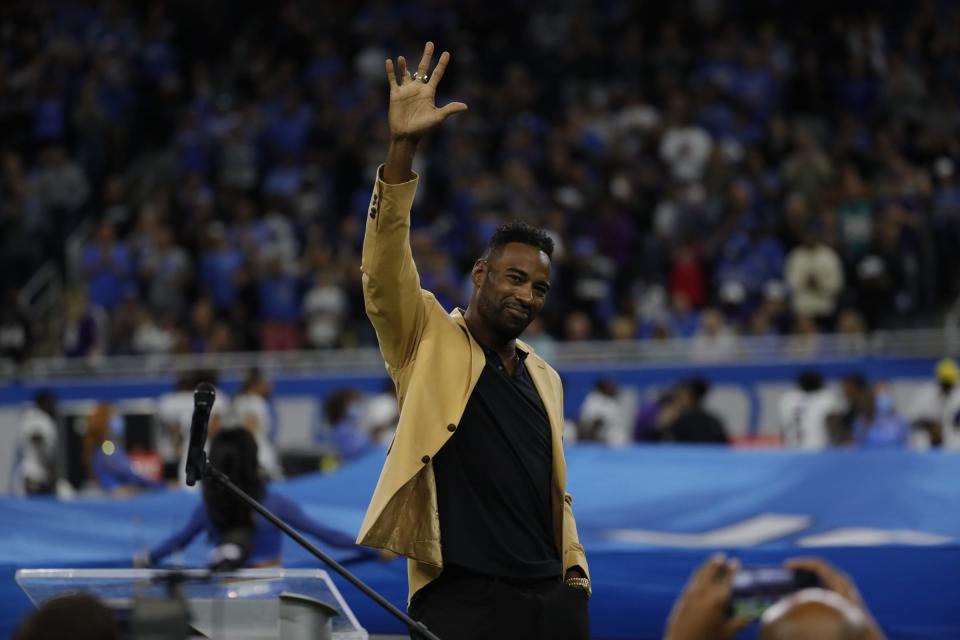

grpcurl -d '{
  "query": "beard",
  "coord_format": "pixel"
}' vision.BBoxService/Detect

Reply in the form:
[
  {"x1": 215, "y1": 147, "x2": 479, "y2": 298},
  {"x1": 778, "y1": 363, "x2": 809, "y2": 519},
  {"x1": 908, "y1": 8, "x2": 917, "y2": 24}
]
[{"x1": 477, "y1": 294, "x2": 534, "y2": 340}]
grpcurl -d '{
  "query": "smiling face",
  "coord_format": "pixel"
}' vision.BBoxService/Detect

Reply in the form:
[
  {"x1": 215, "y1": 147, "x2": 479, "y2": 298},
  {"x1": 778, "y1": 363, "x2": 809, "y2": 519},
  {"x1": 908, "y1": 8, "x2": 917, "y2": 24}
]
[{"x1": 471, "y1": 241, "x2": 551, "y2": 341}]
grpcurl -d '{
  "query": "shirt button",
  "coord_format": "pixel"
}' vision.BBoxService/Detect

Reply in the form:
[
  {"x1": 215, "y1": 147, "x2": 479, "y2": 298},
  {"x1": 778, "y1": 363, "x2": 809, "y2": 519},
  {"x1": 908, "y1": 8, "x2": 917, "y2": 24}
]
[
  {"x1": 447, "y1": 424, "x2": 457, "y2": 432},
  {"x1": 421, "y1": 455, "x2": 430, "y2": 464}
]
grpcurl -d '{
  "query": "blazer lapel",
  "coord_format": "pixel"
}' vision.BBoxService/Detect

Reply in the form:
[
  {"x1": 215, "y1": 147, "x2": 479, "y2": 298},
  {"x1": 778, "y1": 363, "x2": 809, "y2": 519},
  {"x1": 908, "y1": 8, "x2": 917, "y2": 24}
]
[
  {"x1": 451, "y1": 309, "x2": 488, "y2": 386},
  {"x1": 522, "y1": 350, "x2": 564, "y2": 446},
  {"x1": 522, "y1": 346, "x2": 568, "y2": 550}
]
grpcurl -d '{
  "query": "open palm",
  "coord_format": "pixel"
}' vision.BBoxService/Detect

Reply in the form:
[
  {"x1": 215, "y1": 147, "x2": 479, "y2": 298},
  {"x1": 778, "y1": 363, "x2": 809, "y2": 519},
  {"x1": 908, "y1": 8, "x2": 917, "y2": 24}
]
[{"x1": 386, "y1": 42, "x2": 467, "y2": 141}]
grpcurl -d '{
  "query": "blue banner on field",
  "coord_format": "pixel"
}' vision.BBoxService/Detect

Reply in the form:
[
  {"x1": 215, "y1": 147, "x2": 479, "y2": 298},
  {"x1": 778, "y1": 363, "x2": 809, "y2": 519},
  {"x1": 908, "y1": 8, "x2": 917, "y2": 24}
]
[{"x1": 1, "y1": 446, "x2": 959, "y2": 638}]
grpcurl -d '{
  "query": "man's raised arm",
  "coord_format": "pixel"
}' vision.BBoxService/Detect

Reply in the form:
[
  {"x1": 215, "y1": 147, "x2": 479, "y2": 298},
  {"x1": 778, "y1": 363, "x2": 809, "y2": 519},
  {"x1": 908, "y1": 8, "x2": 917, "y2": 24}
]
[{"x1": 361, "y1": 42, "x2": 467, "y2": 369}]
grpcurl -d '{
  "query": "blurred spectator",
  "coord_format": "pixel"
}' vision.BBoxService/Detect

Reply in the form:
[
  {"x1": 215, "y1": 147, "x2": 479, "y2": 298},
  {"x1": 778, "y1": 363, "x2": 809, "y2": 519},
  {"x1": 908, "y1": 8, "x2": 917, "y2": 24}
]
[
  {"x1": 632, "y1": 390, "x2": 673, "y2": 442},
  {"x1": 689, "y1": 308, "x2": 739, "y2": 361},
  {"x1": 564, "y1": 310, "x2": 594, "y2": 341},
  {"x1": 106, "y1": 298, "x2": 143, "y2": 355},
  {"x1": 607, "y1": 313, "x2": 637, "y2": 342},
  {"x1": 319, "y1": 388, "x2": 372, "y2": 462},
  {"x1": 139, "y1": 224, "x2": 191, "y2": 320},
  {"x1": 668, "y1": 245, "x2": 705, "y2": 308},
  {"x1": 852, "y1": 208, "x2": 915, "y2": 330},
  {"x1": 13, "y1": 391, "x2": 59, "y2": 495},
  {"x1": 83, "y1": 403, "x2": 163, "y2": 496},
  {"x1": 81, "y1": 222, "x2": 134, "y2": 312},
  {"x1": 360, "y1": 380, "x2": 399, "y2": 445},
  {"x1": 852, "y1": 386, "x2": 910, "y2": 449},
  {"x1": 827, "y1": 373, "x2": 869, "y2": 445},
  {"x1": 654, "y1": 378, "x2": 729, "y2": 444},
  {"x1": 659, "y1": 93, "x2": 713, "y2": 183},
  {"x1": 28, "y1": 145, "x2": 90, "y2": 231},
  {"x1": 834, "y1": 309, "x2": 868, "y2": 355},
  {"x1": 199, "y1": 223, "x2": 245, "y2": 313},
  {"x1": 61, "y1": 287, "x2": 106, "y2": 359},
  {"x1": 303, "y1": 270, "x2": 348, "y2": 349},
  {"x1": 577, "y1": 378, "x2": 631, "y2": 445},
  {"x1": 219, "y1": 118, "x2": 260, "y2": 191},
  {"x1": 232, "y1": 368, "x2": 283, "y2": 480},
  {"x1": 521, "y1": 316, "x2": 556, "y2": 362},
  {"x1": 785, "y1": 227, "x2": 844, "y2": 326},
  {"x1": 667, "y1": 292, "x2": 701, "y2": 339},
  {"x1": 782, "y1": 130, "x2": 833, "y2": 200},
  {"x1": 905, "y1": 358, "x2": 960, "y2": 448},
  {"x1": 132, "y1": 309, "x2": 177, "y2": 355},
  {"x1": 835, "y1": 163, "x2": 874, "y2": 259},
  {"x1": 14, "y1": 593, "x2": 120, "y2": 640},
  {"x1": 156, "y1": 373, "x2": 194, "y2": 481},
  {"x1": 714, "y1": 221, "x2": 785, "y2": 313},
  {"x1": 940, "y1": 391, "x2": 960, "y2": 451},
  {"x1": 258, "y1": 257, "x2": 302, "y2": 351},
  {"x1": 785, "y1": 315, "x2": 823, "y2": 359},
  {"x1": 777, "y1": 371, "x2": 836, "y2": 449},
  {"x1": 0, "y1": 287, "x2": 30, "y2": 363}
]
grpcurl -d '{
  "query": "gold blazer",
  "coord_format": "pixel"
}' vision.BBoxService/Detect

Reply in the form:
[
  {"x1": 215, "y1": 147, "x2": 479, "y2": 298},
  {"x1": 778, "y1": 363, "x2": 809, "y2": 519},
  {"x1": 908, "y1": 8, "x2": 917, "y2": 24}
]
[{"x1": 356, "y1": 169, "x2": 589, "y2": 603}]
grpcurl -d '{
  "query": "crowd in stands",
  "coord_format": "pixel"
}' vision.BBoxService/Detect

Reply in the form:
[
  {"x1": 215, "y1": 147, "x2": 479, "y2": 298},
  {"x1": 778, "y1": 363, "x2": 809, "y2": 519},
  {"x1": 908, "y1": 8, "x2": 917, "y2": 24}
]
[{"x1": 2, "y1": 1, "x2": 960, "y2": 364}]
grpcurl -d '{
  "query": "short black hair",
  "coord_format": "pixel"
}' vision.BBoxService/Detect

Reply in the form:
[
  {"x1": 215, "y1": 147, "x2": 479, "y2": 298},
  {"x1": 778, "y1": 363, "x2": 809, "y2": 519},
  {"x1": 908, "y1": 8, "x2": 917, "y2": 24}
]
[
  {"x1": 843, "y1": 372, "x2": 867, "y2": 390},
  {"x1": 683, "y1": 377, "x2": 710, "y2": 403},
  {"x1": 204, "y1": 429, "x2": 264, "y2": 537},
  {"x1": 481, "y1": 221, "x2": 554, "y2": 261},
  {"x1": 33, "y1": 390, "x2": 55, "y2": 406},
  {"x1": 797, "y1": 370, "x2": 824, "y2": 392}
]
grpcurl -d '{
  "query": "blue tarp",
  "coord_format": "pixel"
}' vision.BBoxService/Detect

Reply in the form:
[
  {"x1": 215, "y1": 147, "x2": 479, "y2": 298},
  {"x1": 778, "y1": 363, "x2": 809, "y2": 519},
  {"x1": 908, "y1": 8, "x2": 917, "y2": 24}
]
[{"x1": 2, "y1": 446, "x2": 959, "y2": 639}]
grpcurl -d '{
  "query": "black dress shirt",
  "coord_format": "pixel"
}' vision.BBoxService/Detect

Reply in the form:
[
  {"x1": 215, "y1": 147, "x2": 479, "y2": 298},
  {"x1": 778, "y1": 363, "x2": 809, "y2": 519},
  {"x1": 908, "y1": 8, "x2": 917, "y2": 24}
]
[{"x1": 432, "y1": 344, "x2": 562, "y2": 579}]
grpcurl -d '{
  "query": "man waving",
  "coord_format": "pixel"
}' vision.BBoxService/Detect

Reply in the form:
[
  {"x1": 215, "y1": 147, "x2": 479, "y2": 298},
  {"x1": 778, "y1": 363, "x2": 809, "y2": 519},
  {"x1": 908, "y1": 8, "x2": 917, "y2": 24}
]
[{"x1": 356, "y1": 42, "x2": 590, "y2": 640}]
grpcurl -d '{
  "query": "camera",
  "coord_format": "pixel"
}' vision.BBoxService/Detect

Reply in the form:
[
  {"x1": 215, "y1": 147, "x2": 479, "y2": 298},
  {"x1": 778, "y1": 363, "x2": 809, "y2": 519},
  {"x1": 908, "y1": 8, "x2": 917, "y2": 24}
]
[{"x1": 729, "y1": 567, "x2": 820, "y2": 620}]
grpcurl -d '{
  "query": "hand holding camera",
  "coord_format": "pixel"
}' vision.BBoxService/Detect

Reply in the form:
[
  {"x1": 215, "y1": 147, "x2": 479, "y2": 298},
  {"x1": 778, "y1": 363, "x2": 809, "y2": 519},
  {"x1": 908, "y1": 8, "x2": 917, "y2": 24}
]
[{"x1": 664, "y1": 555, "x2": 885, "y2": 640}]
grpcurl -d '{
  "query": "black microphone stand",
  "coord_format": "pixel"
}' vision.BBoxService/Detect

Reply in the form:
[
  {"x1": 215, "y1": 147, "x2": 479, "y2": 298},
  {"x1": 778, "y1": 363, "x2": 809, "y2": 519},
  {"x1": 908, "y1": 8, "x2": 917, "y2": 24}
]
[{"x1": 200, "y1": 458, "x2": 442, "y2": 640}]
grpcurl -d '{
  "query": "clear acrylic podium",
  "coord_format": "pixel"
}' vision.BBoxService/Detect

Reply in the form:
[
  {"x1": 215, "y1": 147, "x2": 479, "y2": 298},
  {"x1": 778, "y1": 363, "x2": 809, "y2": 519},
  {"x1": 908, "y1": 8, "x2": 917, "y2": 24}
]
[{"x1": 15, "y1": 568, "x2": 369, "y2": 640}]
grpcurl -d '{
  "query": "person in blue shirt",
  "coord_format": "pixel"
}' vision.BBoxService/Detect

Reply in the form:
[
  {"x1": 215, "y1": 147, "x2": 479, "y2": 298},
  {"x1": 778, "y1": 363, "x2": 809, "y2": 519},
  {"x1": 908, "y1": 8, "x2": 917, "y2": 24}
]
[
  {"x1": 853, "y1": 387, "x2": 910, "y2": 449},
  {"x1": 81, "y1": 222, "x2": 134, "y2": 312},
  {"x1": 84, "y1": 403, "x2": 164, "y2": 496},
  {"x1": 140, "y1": 429, "x2": 378, "y2": 567},
  {"x1": 315, "y1": 389, "x2": 373, "y2": 463},
  {"x1": 199, "y1": 225, "x2": 245, "y2": 312}
]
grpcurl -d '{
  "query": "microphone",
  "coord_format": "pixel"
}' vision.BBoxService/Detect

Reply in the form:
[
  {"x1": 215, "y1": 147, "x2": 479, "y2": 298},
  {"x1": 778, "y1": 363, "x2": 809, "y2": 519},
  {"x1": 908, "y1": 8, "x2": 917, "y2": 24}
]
[{"x1": 185, "y1": 382, "x2": 216, "y2": 486}]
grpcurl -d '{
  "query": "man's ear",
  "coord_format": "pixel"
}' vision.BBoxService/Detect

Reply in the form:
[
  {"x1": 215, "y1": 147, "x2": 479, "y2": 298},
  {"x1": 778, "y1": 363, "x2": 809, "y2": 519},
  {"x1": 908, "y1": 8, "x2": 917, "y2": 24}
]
[{"x1": 472, "y1": 259, "x2": 488, "y2": 288}]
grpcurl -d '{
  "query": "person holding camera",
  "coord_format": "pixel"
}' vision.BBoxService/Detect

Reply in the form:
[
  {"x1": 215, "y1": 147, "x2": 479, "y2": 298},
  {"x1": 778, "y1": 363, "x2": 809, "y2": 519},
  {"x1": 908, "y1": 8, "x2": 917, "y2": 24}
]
[{"x1": 664, "y1": 554, "x2": 885, "y2": 640}]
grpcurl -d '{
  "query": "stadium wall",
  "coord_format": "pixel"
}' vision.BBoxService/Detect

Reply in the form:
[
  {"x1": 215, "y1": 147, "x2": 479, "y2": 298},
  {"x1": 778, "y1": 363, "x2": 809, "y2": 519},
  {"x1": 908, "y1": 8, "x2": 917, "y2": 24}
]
[{"x1": 0, "y1": 354, "x2": 942, "y2": 492}]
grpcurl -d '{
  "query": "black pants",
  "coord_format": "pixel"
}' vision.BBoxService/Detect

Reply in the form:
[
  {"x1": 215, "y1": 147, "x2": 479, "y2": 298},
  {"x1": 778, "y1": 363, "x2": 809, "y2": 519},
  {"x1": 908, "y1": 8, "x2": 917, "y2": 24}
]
[{"x1": 408, "y1": 570, "x2": 590, "y2": 640}]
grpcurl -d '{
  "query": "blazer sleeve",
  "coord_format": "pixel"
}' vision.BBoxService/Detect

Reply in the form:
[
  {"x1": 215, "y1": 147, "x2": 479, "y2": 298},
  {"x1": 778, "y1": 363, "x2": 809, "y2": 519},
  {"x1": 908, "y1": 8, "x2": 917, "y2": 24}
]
[
  {"x1": 360, "y1": 167, "x2": 427, "y2": 370},
  {"x1": 558, "y1": 382, "x2": 590, "y2": 582},
  {"x1": 563, "y1": 493, "x2": 590, "y2": 581}
]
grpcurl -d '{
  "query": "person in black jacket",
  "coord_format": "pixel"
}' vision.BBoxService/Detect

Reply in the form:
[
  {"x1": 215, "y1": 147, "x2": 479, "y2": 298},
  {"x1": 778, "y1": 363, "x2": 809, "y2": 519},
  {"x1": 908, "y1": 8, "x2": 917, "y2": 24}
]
[{"x1": 657, "y1": 378, "x2": 730, "y2": 444}]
